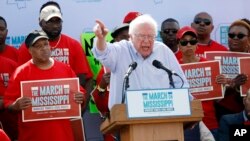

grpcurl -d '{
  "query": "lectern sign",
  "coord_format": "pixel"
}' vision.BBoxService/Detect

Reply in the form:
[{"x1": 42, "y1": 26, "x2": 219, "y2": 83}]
[{"x1": 126, "y1": 88, "x2": 191, "y2": 118}]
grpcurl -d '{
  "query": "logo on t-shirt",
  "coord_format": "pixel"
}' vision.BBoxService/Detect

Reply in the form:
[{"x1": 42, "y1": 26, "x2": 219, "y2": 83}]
[
  {"x1": 1, "y1": 73, "x2": 9, "y2": 87},
  {"x1": 51, "y1": 48, "x2": 69, "y2": 64}
]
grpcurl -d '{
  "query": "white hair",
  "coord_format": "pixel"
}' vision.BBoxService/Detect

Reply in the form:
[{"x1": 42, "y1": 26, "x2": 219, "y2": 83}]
[{"x1": 129, "y1": 14, "x2": 158, "y2": 35}]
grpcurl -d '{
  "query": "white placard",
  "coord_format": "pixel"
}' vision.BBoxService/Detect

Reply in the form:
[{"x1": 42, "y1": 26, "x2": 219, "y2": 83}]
[{"x1": 126, "y1": 88, "x2": 191, "y2": 118}]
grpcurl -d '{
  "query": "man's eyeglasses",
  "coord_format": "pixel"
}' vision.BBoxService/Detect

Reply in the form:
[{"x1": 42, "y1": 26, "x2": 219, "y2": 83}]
[
  {"x1": 194, "y1": 18, "x2": 211, "y2": 26},
  {"x1": 179, "y1": 39, "x2": 198, "y2": 46},
  {"x1": 162, "y1": 29, "x2": 178, "y2": 34},
  {"x1": 134, "y1": 34, "x2": 156, "y2": 41},
  {"x1": 228, "y1": 33, "x2": 248, "y2": 40}
]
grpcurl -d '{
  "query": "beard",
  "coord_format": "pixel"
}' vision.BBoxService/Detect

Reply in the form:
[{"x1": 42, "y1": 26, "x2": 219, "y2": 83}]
[
  {"x1": 0, "y1": 36, "x2": 6, "y2": 45},
  {"x1": 43, "y1": 28, "x2": 62, "y2": 40}
]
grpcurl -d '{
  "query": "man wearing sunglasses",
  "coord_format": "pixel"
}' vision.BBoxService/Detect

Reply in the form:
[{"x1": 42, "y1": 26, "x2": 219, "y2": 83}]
[
  {"x1": 191, "y1": 12, "x2": 228, "y2": 57},
  {"x1": 160, "y1": 19, "x2": 179, "y2": 52},
  {"x1": 160, "y1": 18, "x2": 183, "y2": 61}
]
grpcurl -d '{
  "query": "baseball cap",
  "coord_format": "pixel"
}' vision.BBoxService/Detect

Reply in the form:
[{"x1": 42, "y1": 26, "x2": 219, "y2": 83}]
[
  {"x1": 25, "y1": 30, "x2": 48, "y2": 48},
  {"x1": 123, "y1": 11, "x2": 142, "y2": 23},
  {"x1": 111, "y1": 23, "x2": 129, "y2": 38},
  {"x1": 39, "y1": 5, "x2": 62, "y2": 22},
  {"x1": 176, "y1": 26, "x2": 197, "y2": 40}
]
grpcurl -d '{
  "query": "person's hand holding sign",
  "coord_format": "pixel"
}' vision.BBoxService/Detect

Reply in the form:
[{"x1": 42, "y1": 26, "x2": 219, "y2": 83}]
[
  {"x1": 74, "y1": 92, "x2": 86, "y2": 111},
  {"x1": 9, "y1": 97, "x2": 32, "y2": 111},
  {"x1": 230, "y1": 74, "x2": 248, "y2": 88}
]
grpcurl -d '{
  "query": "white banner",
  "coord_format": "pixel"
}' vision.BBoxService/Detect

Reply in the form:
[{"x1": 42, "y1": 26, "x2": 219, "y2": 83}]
[
  {"x1": 126, "y1": 88, "x2": 191, "y2": 118},
  {"x1": 1, "y1": 0, "x2": 250, "y2": 48}
]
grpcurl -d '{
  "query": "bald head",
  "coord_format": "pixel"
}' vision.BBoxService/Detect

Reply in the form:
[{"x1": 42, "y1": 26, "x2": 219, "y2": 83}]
[{"x1": 194, "y1": 12, "x2": 213, "y2": 23}]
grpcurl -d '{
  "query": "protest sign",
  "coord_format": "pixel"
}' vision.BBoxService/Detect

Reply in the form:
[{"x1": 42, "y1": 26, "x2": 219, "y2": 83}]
[
  {"x1": 21, "y1": 78, "x2": 81, "y2": 122},
  {"x1": 239, "y1": 57, "x2": 250, "y2": 96},
  {"x1": 181, "y1": 60, "x2": 223, "y2": 100},
  {"x1": 205, "y1": 51, "x2": 250, "y2": 79}
]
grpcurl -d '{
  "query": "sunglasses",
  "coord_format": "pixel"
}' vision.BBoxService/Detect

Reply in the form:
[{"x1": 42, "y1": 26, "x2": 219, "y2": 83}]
[
  {"x1": 228, "y1": 33, "x2": 248, "y2": 40},
  {"x1": 194, "y1": 18, "x2": 211, "y2": 26},
  {"x1": 163, "y1": 29, "x2": 178, "y2": 34},
  {"x1": 179, "y1": 39, "x2": 198, "y2": 46}
]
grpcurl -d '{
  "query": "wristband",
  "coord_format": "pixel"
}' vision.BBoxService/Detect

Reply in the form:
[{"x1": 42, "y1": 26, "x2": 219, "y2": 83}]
[{"x1": 96, "y1": 85, "x2": 106, "y2": 92}]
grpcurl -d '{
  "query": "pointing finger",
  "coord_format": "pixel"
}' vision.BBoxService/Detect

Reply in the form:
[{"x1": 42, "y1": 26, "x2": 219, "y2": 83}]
[{"x1": 95, "y1": 19, "x2": 105, "y2": 29}]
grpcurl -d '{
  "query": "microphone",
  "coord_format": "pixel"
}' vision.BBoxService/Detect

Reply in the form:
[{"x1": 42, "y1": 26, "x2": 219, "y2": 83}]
[
  {"x1": 122, "y1": 62, "x2": 137, "y2": 103},
  {"x1": 152, "y1": 60, "x2": 177, "y2": 76},
  {"x1": 124, "y1": 62, "x2": 137, "y2": 78},
  {"x1": 152, "y1": 60, "x2": 177, "y2": 88}
]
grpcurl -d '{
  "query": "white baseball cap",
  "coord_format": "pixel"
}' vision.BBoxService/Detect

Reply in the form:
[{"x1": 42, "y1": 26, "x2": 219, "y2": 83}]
[{"x1": 39, "y1": 5, "x2": 62, "y2": 22}]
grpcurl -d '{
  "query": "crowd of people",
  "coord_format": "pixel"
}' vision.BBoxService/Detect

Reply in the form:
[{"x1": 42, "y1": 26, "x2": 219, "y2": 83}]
[{"x1": 0, "y1": 1, "x2": 250, "y2": 141}]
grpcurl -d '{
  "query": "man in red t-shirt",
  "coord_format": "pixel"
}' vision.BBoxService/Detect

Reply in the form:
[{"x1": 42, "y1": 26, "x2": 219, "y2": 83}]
[
  {"x1": 0, "y1": 16, "x2": 18, "y2": 62},
  {"x1": 4, "y1": 30, "x2": 87, "y2": 141},
  {"x1": 191, "y1": 12, "x2": 228, "y2": 140},
  {"x1": 17, "y1": 1, "x2": 93, "y2": 99},
  {"x1": 0, "y1": 56, "x2": 18, "y2": 141},
  {"x1": 191, "y1": 12, "x2": 228, "y2": 57}
]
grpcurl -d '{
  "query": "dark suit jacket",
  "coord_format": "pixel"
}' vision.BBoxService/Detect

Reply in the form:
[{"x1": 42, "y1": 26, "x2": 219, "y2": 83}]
[{"x1": 218, "y1": 111, "x2": 245, "y2": 141}]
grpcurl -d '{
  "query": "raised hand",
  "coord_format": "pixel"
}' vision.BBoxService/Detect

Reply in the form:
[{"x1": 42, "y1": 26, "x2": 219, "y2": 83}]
[{"x1": 93, "y1": 20, "x2": 109, "y2": 39}]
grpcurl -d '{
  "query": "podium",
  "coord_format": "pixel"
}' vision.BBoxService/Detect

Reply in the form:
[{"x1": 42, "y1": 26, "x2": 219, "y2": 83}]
[{"x1": 100, "y1": 100, "x2": 203, "y2": 141}]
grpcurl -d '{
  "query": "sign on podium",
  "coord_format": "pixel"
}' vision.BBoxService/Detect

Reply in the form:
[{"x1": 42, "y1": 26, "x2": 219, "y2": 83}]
[
  {"x1": 101, "y1": 88, "x2": 203, "y2": 141},
  {"x1": 126, "y1": 88, "x2": 191, "y2": 119}
]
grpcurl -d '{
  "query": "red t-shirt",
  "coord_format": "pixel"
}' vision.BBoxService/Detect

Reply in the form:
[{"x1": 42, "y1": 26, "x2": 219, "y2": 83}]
[
  {"x1": 0, "y1": 56, "x2": 17, "y2": 96},
  {"x1": 195, "y1": 40, "x2": 228, "y2": 57},
  {"x1": 91, "y1": 67, "x2": 109, "y2": 116},
  {"x1": 17, "y1": 34, "x2": 93, "y2": 79},
  {"x1": 174, "y1": 49, "x2": 182, "y2": 61},
  {"x1": 0, "y1": 56, "x2": 18, "y2": 140},
  {"x1": 179, "y1": 56, "x2": 218, "y2": 130},
  {"x1": 90, "y1": 67, "x2": 114, "y2": 141},
  {"x1": 218, "y1": 87, "x2": 244, "y2": 113},
  {"x1": 0, "y1": 129, "x2": 10, "y2": 141},
  {"x1": 0, "y1": 45, "x2": 18, "y2": 62},
  {"x1": 4, "y1": 60, "x2": 86, "y2": 141}
]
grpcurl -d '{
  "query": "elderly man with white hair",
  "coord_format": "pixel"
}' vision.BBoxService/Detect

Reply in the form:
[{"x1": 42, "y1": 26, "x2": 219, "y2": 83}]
[{"x1": 92, "y1": 14, "x2": 190, "y2": 109}]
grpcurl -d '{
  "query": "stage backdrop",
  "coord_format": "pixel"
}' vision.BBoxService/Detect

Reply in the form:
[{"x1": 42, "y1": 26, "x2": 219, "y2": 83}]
[{"x1": 1, "y1": 0, "x2": 250, "y2": 48}]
